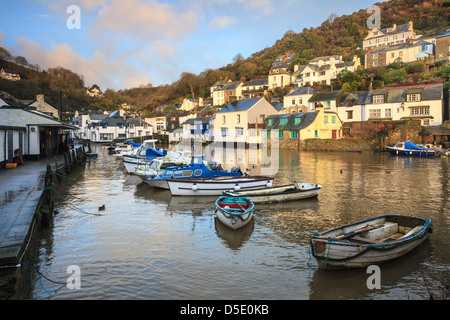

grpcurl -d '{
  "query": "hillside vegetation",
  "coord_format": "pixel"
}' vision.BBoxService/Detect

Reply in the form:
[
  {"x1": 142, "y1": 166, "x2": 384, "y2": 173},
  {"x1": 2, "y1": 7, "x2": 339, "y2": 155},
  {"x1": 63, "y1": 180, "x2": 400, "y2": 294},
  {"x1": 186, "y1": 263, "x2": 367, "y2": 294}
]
[{"x1": 0, "y1": 0, "x2": 448, "y2": 115}]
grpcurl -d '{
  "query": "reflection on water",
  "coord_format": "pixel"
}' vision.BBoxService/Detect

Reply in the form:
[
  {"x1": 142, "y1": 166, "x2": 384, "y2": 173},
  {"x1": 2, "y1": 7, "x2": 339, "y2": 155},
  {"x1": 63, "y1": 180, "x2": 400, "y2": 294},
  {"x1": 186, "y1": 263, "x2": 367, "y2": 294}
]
[{"x1": 28, "y1": 146, "x2": 450, "y2": 300}]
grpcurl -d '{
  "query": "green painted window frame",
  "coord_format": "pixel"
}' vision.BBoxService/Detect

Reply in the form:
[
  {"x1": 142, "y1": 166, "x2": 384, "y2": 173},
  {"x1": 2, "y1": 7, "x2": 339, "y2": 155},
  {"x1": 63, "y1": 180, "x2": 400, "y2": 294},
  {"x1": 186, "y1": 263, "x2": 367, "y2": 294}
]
[
  {"x1": 277, "y1": 130, "x2": 283, "y2": 139},
  {"x1": 324, "y1": 115, "x2": 328, "y2": 123},
  {"x1": 332, "y1": 116, "x2": 336, "y2": 123},
  {"x1": 266, "y1": 130, "x2": 270, "y2": 139},
  {"x1": 289, "y1": 131, "x2": 298, "y2": 139},
  {"x1": 314, "y1": 130, "x2": 318, "y2": 138},
  {"x1": 268, "y1": 119, "x2": 274, "y2": 125},
  {"x1": 280, "y1": 118, "x2": 288, "y2": 125},
  {"x1": 294, "y1": 117, "x2": 301, "y2": 124}
]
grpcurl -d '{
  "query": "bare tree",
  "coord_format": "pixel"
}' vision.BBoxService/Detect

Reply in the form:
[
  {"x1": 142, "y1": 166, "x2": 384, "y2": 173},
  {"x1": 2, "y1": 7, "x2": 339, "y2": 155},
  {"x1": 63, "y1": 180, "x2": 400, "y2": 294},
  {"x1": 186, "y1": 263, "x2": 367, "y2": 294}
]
[
  {"x1": 0, "y1": 47, "x2": 13, "y2": 61},
  {"x1": 328, "y1": 13, "x2": 337, "y2": 23}
]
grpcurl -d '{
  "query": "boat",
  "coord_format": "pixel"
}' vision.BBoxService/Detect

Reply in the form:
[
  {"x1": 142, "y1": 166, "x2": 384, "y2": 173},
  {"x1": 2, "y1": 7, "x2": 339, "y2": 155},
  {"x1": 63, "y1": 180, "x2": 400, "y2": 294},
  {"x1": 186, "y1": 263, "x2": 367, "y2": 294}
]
[
  {"x1": 222, "y1": 182, "x2": 321, "y2": 203},
  {"x1": 144, "y1": 155, "x2": 244, "y2": 189},
  {"x1": 122, "y1": 139, "x2": 166, "y2": 173},
  {"x1": 215, "y1": 196, "x2": 255, "y2": 230},
  {"x1": 385, "y1": 142, "x2": 436, "y2": 157},
  {"x1": 134, "y1": 150, "x2": 192, "y2": 179},
  {"x1": 167, "y1": 176, "x2": 275, "y2": 196},
  {"x1": 310, "y1": 214, "x2": 433, "y2": 270}
]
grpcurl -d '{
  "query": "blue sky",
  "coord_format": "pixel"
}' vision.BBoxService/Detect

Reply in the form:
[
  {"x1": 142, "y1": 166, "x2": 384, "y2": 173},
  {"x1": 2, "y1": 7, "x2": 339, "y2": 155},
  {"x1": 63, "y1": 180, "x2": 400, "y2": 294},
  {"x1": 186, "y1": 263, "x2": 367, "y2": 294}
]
[{"x1": 0, "y1": 0, "x2": 376, "y2": 90}]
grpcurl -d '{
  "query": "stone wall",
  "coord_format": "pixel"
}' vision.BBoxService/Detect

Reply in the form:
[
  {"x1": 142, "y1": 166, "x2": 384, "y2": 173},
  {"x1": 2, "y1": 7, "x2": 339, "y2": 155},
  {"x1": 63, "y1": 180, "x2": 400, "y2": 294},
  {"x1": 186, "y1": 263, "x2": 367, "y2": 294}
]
[{"x1": 303, "y1": 138, "x2": 380, "y2": 152}]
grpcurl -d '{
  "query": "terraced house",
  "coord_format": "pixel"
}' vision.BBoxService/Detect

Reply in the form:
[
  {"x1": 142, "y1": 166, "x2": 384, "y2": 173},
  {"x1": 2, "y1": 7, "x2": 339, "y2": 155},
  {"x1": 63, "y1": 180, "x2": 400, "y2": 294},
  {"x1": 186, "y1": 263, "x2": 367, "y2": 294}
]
[
  {"x1": 337, "y1": 83, "x2": 444, "y2": 126},
  {"x1": 263, "y1": 102, "x2": 342, "y2": 149}
]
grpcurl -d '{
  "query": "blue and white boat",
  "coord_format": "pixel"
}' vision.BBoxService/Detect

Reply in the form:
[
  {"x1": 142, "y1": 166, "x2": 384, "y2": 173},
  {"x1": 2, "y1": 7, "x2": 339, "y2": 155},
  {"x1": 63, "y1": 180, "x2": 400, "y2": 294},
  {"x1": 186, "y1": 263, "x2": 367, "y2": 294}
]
[
  {"x1": 385, "y1": 142, "x2": 436, "y2": 157},
  {"x1": 144, "y1": 155, "x2": 243, "y2": 189},
  {"x1": 122, "y1": 139, "x2": 166, "y2": 173}
]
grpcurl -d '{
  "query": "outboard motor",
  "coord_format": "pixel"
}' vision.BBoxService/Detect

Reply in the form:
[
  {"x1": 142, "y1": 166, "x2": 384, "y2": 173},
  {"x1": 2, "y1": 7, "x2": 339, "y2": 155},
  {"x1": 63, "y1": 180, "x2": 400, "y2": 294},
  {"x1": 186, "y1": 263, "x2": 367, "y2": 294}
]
[{"x1": 231, "y1": 166, "x2": 242, "y2": 175}]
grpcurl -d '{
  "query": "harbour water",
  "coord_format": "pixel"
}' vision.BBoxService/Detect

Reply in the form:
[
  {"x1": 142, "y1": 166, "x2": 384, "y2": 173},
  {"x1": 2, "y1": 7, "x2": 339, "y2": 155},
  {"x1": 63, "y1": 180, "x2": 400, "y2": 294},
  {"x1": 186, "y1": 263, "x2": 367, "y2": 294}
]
[{"x1": 26, "y1": 146, "x2": 449, "y2": 300}]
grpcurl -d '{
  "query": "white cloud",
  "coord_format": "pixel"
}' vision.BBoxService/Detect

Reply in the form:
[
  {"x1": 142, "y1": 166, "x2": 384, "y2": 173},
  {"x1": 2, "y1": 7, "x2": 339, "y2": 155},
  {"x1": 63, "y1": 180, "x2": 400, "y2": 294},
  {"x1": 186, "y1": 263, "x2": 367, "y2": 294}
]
[
  {"x1": 90, "y1": 0, "x2": 199, "y2": 42},
  {"x1": 9, "y1": 35, "x2": 153, "y2": 90},
  {"x1": 209, "y1": 16, "x2": 237, "y2": 30}
]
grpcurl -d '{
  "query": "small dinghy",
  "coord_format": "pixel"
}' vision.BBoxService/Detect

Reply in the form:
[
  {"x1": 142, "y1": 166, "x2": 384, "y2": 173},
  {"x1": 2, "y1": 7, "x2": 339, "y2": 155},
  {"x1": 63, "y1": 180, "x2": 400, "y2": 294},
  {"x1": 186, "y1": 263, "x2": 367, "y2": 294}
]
[
  {"x1": 223, "y1": 182, "x2": 321, "y2": 203},
  {"x1": 310, "y1": 214, "x2": 432, "y2": 270},
  {"x1": 215, "y1": 197, "x2": 255, "y2": 230}
]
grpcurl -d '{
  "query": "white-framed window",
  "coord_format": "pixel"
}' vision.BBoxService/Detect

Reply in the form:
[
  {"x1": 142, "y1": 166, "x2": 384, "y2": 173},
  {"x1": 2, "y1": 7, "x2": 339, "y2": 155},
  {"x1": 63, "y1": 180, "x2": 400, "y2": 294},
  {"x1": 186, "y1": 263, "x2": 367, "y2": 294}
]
[
  {"x1": 385, "y1": 108, "x2": 392, "y2": 118},
  {"x1": 410, "y1": 107, "x2": 430, "y2": 115},
  {"x1": 407, "y1": 94, "x2": 421, "y2": 102},
  {"x1": 373, "y1": 95, "x2": 384, "y2": 104},
  {"x1": 373, "y1": 61, "x2": 378, "y2": 67},
  {"x1": 369, "y1": 109, "x2": 381, "y2": 118},
  {"x1": 235, "y1": 127, "x2": 243, "y2": 137}
]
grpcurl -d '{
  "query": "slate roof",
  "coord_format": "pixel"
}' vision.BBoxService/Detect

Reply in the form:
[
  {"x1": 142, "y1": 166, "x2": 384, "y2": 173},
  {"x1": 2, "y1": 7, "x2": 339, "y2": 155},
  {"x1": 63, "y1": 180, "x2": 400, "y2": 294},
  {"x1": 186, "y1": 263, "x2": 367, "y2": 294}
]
[
  {"x1": 309, "y1": 90, "x2": 343, "y2": 102},
  {"x1": 216, "y1": 97, "x2": 263, "y2": 114},
  {"x1": 265, "y1": 112, "x2": 319, "y2": 131},
  {"x1": 367, "y1": 40, "x2": 432, "y2": 54},
  {"x1": 338, "y1": 84, "x2": 443, "y2": 106},
  {"x1": 243, "y1": 79, "x2": 268, "y2": 87},
  {"x1": 285, "y1": 87, "x2": 314, "y2": 97},
  {"x1": 1, "y1": 68, "x2": 20, "y2": 75}
]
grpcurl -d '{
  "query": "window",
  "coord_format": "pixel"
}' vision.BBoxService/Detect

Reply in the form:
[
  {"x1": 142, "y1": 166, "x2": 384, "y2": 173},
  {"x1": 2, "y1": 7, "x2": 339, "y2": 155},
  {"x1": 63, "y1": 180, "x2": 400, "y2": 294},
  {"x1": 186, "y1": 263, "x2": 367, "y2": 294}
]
[
  {"x1": 347, "y1": 111, "x2": 353, "y2": 119},
  {"x1": 373, "y1": 61, "x2": 378, "y2": 67},
  {"x1": 289, "y1": 131, "x2": 298, "y2": 139},
  {"x1": 266, "y1": 130, "x2": 270, "y2": 139},
  {"x1": 277, "y1": 130, "x2": 283, "y2": 139},
  {"x1": 101, "y1": 123, "x2": 108, "y2": 129},
  {"x1": 268, "y1": 118, "x2": 274, "y2": 125},
  {"x1": 324, "y1": 115, "x2": 329, "y2": 123},
  {"x1": 407, "y1": 94, "x2": 421, "y2": 102},
  {"x1": 299, "y1": 98, "x2": 302, "y2": 104},
  {"x1": 314, "y1": 130, "x2": 318, "y2": 138},
  {"x1": 320, "y1": 71, "x2": 326, "y2": 76},
  {"x1": 294, "y1": 117, "x2": 301, "y2": 124},
  {"x1": 385, "y1": 108, "x2": 392, "y2": 118},
  {"x1": 373, "y1": 95, "x2": 384, "y2": 104},
  {"x1": 332, "y1": 116, "x2": 336, "y2": 123},
  {"x1": 280, "y1": 118, "x2": 288, "y2": 125},
  {"x1": 373, "y1": 54, "x2": 378, "y2": 60},
  {"x1": 222, "y1": 116, "x2": 226, "y2": 124},
  {"x1": 292, "y1": 99, "x2": 296, "y2": 105},
  {"x1": 221, "y1": 127, "x2": 228, "y2": 137},
  {"x1": 235, "y1": 127, "x2": 243, "y2": 137},
  {"x1": 410, "y1": 107, "x2": 430, "y2": 115},
  {"x1": 194, "y1": 169, "x2": 202, "y2": 177},
  {"x1": 369, "y1": 109, "x2": 381, "y2": 118},
  {"x1": 237, "y1": 114, "x2": 240, "y2": 123}
]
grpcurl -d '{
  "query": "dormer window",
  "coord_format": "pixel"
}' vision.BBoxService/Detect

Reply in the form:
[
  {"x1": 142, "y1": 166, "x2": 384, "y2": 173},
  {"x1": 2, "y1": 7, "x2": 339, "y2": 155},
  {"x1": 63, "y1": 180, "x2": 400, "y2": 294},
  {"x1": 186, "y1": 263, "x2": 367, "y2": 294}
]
[
  {"x1": 407, "y1": 93, "x2": 421, "y2": 102},
  {"x1": 373, "y1": 95, "x2": 384, "y2": 104}
]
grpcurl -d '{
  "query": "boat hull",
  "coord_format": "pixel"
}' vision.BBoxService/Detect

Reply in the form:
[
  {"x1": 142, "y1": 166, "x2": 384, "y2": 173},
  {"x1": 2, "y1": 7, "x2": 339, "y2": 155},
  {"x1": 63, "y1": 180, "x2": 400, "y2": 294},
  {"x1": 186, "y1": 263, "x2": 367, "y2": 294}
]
[
  {"x1": 144, "y1": 179, "x2": 169, "y2": 189},
  {"x1": 168, "y1": 177, "x2": 274, "y2": 196},
  {"x1": 310, "y1": 214, "x2": 432, "y2": 270},
  {"x1": 123, "y1": 157, "x2": 149, "y2": 174},
  {"x1": 385, "y1": 146, "x2": 435, "y2": 157},
  {"x1": 215, "y1": 197, "x2": 254, "y2": 230},
  {"x1": 223, "y1": 182, "x2": 321, "y2": 203}
]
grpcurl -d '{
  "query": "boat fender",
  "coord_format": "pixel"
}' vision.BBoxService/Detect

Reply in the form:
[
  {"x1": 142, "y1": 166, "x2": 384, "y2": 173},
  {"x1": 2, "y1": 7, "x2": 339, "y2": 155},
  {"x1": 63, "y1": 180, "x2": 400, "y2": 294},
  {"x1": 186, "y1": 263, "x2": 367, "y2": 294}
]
[
  {"x1": 192, "y1": 183, "x2": 198, "y2": 191},
  {"x1": 234, "y1": 184, "x2": 240, "y2": 191},
  {"x1": 266, "y1": 180, "x2": 273, "y2": 188}
]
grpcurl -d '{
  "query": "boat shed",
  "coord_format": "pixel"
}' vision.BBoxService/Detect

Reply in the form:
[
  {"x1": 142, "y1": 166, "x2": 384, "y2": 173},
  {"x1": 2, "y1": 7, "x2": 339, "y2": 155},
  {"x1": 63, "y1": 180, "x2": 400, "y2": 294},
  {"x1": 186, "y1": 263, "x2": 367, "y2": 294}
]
[{"x1": 0, "y1": 106, "x2": 78, "y2": 166}]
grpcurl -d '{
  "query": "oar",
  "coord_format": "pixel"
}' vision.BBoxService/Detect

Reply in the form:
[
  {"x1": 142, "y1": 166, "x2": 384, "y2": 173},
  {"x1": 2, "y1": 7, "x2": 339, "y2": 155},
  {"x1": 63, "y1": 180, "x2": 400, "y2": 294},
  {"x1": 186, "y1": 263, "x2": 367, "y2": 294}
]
[{"x1": 232, "y1": 197, "x2": 247, "y2": 212}]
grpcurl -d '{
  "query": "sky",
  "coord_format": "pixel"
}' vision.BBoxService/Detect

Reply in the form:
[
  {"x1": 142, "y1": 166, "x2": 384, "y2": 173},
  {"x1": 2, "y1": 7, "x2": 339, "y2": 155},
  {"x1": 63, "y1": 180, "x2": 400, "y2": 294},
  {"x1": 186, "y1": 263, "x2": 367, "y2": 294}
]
[{"x1": 0, "y1": 0, "x2": 377, "y2": 91}]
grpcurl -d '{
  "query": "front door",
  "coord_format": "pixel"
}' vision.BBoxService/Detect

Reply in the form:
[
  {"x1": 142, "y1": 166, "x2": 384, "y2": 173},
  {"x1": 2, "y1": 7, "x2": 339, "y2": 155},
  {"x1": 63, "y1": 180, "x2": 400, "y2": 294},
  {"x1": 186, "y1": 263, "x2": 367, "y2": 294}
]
[{"x1": 332, "y1": 130, "x2": 337, "y2": 139}]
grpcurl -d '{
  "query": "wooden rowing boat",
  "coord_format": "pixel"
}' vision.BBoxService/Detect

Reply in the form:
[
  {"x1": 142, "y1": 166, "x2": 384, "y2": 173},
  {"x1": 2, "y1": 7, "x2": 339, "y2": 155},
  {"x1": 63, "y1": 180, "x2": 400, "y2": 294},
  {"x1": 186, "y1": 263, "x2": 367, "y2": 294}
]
[
  {"x1": 310, "y1": 214, "x2": 432, "y2": 270},
  {"x1": 167, "y1": 176, "x2": 274, "y2": 196},
  {"x1": 215, "y1": 196, "x2": 255, "y2": 230},
  {"x1": 222, "y1": 182, "x2": 321, "y2": 203}
]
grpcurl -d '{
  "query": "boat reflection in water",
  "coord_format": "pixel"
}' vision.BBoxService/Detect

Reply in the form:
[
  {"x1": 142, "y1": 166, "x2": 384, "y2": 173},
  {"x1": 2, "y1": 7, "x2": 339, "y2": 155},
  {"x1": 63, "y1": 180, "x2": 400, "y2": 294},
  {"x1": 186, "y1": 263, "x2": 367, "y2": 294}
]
[{"x1": 214, "y1": 217, "x2": 254, "y2": 251}]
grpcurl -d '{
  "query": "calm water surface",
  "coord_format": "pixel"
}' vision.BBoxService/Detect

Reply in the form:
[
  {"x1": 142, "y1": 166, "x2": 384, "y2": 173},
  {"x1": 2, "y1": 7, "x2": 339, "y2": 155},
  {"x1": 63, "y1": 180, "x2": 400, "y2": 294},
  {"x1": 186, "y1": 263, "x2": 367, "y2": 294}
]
[{"x1": 28, "y1": 146, "x2": 449, "y2": 300}]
